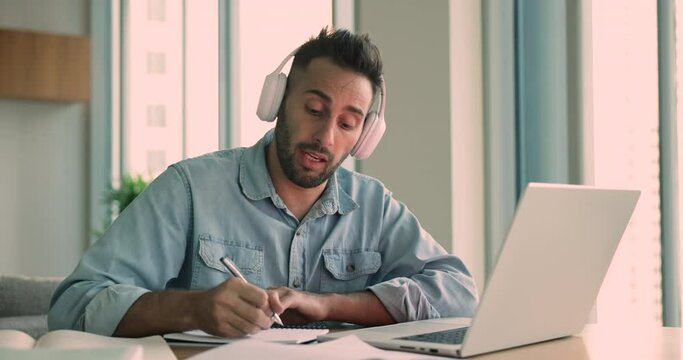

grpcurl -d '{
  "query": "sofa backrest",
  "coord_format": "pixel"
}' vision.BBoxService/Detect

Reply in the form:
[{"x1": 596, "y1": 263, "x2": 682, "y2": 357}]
[{"x1": 0, "y1": 275, "x2": 64, "y2": 317}]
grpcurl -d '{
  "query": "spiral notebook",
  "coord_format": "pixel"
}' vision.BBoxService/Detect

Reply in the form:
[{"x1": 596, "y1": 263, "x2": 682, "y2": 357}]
[{"x1": 163, "y1": 327, "x2": 328, "y2": 345}]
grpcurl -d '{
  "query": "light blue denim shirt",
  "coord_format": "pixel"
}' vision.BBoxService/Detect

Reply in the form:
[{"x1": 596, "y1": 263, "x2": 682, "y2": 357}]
[{"x1": 48, "y1": 130, "x2": 478, "y2": 336}]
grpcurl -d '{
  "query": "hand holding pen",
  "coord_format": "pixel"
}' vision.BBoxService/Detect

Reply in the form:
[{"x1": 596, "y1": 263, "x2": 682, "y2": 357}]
[{"x1": 220, "y1": 256, "x2": 284, "y2": 326}]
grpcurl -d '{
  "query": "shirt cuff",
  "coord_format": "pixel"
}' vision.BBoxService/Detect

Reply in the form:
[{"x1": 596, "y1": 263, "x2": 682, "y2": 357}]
[
  {"x1": 84, "y1": 284, "x2": 150, "y2": 336},
  {"x1": 367, "y1": 278, "x2": 441, "y2": 323}
]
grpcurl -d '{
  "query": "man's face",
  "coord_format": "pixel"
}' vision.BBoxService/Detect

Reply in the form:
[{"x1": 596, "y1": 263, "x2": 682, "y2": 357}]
[{"x1": 274, "y1": 57, "x2": 373, "y2": 188}]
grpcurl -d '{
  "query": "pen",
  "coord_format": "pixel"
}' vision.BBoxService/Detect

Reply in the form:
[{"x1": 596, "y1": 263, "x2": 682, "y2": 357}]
[{"x1": 220, "y1": 256, "x2": 284, "y2": 326}]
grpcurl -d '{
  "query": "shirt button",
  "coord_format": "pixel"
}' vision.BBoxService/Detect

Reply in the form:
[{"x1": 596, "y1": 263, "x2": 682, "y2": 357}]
[
  {"x1": 292, "y1": 278, "x2": 301, "y2": 288},
  {"x1": 296, "y1": 231, "x2": 301, "y2": 236},
  {"x1": 346, "y1": 264, "x2": 355, "y2": 273}
]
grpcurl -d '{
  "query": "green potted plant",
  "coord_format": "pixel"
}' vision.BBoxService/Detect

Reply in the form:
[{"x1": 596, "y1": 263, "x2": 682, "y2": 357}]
[{"x1": 93, "y1": 175, "x2": 149, "y2": 239}]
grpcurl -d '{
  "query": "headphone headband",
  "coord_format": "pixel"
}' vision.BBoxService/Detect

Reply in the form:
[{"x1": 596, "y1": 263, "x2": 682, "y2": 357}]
[{"x1": 273, "y1": 47, "x2": 299, "y2": 74}]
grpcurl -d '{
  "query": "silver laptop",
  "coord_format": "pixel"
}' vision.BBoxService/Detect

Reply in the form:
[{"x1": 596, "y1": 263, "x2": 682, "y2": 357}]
[{"x1": 318, "y1": 183, "x2": 640, "y2": 357}]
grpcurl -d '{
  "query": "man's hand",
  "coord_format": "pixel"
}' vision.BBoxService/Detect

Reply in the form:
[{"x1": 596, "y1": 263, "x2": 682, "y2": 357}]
[
  {"x1": 193, "y1": 277, "x2": 274, "y2": 337},
  {"x1": 266, "y1": 287, "x2": 330, "y2": 325},
  {"x1": 266, "y1": 287, "x2": 395, "y2": 326},
  {"x1": 113, "y1": 278, "x2": 275, "y2": 338}
]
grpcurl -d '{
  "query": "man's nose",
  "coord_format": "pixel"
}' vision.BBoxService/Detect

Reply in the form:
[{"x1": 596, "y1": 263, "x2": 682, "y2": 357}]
[{"x1": 314, "y1": 117, "x2": 335, "y2": 148}]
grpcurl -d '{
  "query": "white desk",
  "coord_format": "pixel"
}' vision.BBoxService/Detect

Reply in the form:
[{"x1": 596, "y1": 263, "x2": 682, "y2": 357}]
[{"x1": 171, "y1": 324, "x2": 682, "y2": 359}]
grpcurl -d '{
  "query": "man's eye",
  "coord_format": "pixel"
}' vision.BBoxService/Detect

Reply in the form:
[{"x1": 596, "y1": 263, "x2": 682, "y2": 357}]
[
  {"x1": 340, "y1": 123, "x2": 354, "y2": 130},
  {"x1": 307, "y1": 107, "x2": 322, "y2": 116}
]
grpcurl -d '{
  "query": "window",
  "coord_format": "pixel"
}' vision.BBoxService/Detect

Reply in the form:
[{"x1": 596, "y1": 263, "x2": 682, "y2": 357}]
[
  {"x1": 592, "y1": 0, "x2": 662, "y2": 325},
  {"x1": 117, "y1": 0, "x2": 219, "y2": 180}
]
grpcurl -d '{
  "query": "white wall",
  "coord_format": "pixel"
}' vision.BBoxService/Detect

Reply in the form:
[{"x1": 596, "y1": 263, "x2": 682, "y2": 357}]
[
  {"x1": 357, "y1": 0, "x2": 455, "y2": 252},
  {"x1": 0, "y1": 0, "x2": 89, "y2": 276},
  {"x1": 356, "y1": 0, "x2": 485, "y2": 286}
]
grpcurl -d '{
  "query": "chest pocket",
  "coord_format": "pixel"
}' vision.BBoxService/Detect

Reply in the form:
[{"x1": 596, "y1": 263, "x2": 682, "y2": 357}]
[
  {"x1": 195, "y1": 234, "x2": 264, "y2": 289},
  {"x1": 320, "y1": 249, "x2": 382, "y2": 293}
]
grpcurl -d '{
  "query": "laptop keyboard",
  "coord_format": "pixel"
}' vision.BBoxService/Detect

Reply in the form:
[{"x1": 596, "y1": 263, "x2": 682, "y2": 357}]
[{"x1": 396, "y1": 327, "x2": 469, "y2": 345}]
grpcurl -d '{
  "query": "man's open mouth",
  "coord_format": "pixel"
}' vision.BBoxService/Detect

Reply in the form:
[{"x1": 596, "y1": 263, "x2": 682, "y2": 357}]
[{"x1": 304, "y1": 151, "x2": 327, "y2": 162}]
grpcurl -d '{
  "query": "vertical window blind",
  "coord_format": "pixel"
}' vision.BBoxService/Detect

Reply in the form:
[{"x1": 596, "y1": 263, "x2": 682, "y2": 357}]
[{"x1": 675, "y1": 0, "x2": 683, "y2": 317}]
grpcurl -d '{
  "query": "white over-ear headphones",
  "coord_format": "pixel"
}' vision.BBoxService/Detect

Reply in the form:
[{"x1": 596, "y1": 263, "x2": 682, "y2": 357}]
[{"x1": 256, "y1": 48, "x2": 386, "y2": 160}]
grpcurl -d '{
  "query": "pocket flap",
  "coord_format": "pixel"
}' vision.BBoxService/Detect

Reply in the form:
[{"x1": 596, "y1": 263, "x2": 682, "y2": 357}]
[
  {"x1": 322, "y1": 250, "x2": 381, "y2": 280},
  {"x1": 198, "y1": 235, "x2": 263, "y2": 274}
]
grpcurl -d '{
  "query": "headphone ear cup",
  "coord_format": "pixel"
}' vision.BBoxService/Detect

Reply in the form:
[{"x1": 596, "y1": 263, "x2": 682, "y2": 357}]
[
  {"x1": 257, "y1": 72, "x2": 288, "y2": 122},
  {"x1": 351, "y1": 111, "x2": 386, "y2": 160}
]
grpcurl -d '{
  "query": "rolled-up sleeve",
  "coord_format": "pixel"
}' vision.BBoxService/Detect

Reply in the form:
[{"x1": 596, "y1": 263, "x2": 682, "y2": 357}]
[
  {"x1": 367, "y1": 194, "x2": 478, "y2": 322},
  {"x1": 48, "y1": 166, "x2": 191, "y2": 335}
]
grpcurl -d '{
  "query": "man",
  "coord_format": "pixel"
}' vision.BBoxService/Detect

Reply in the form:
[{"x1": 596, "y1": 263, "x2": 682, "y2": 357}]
[{"x1": 48, "y1": 28, "x2": 478, "y2": 338}]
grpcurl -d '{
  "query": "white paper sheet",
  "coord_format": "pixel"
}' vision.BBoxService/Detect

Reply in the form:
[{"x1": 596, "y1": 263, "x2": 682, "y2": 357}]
[{"x1": 187, "y1": 335, "x2": 449, "y2": 360}]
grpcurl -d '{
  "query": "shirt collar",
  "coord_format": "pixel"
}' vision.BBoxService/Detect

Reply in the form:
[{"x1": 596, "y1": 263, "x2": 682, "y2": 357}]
[
  {"x1": 239, "y1": 130, "x2": 276, "y2": 202},
  {"x1": 239, "y1": 129, "x2": 358, "y2": 215}
]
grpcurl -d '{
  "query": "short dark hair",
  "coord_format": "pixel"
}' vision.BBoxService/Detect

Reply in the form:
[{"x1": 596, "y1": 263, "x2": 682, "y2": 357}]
[{"x1": 291, "y1": 27, "x2": 383, "y2": 90}]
